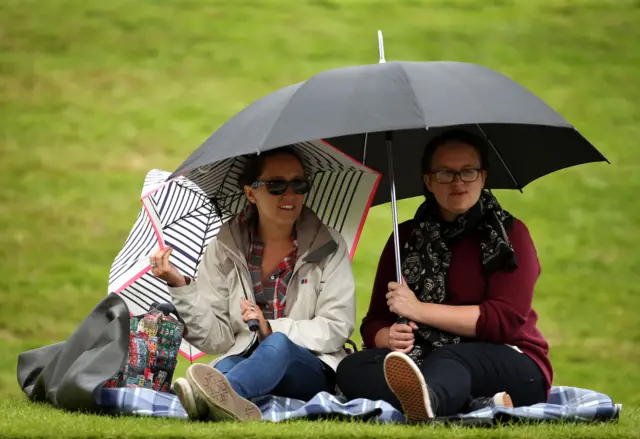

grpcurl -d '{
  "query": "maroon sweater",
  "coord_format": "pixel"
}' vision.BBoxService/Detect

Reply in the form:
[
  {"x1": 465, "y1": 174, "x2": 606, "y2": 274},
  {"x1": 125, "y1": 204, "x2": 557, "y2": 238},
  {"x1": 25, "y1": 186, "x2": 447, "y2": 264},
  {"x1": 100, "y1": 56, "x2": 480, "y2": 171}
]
[{"x1": 360, "y1": 218, "x2": 553, "y2": 393}]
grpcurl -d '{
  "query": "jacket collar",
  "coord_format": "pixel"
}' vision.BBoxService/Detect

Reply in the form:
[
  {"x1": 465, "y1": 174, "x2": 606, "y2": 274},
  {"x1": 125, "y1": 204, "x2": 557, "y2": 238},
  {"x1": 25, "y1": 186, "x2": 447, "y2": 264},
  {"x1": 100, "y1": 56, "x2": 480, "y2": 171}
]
[{"x1": 217, "y1": 206, "x2": 337, "y2": 265}]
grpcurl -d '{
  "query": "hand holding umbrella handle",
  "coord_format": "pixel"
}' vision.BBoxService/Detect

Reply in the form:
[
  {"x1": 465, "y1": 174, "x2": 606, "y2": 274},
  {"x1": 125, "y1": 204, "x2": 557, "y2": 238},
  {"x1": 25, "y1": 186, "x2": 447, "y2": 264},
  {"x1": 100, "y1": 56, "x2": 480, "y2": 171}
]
[
  {"x1": 233, "y1": 264, "x2": 263, "y2": 333},
  {"x1": 247, "y1": 318, "x2": 260, "y2": 332},
  {"x1": 396, "y1": 315, "x2": 412, "y2": 331}
]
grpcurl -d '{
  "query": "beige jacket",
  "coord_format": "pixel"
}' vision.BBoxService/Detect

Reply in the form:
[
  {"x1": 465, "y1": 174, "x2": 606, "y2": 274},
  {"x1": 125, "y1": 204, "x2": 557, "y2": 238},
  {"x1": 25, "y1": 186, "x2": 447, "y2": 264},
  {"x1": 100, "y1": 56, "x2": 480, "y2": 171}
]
[{"x1": 168, "y1": 207, "x2": 356, "y2": 371}]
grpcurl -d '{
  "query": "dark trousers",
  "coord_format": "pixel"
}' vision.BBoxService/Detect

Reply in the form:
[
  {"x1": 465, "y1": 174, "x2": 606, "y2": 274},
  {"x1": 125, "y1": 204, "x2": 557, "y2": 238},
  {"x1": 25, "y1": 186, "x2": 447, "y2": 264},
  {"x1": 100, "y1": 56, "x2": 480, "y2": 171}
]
[{"x1": 336, "y1": 342, "x2": 547, "y2": 416}]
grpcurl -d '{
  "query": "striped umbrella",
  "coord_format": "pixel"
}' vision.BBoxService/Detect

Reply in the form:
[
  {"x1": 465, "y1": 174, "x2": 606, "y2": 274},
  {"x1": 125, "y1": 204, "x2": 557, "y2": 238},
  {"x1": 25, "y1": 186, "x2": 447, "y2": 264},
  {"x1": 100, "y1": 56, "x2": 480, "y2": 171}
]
[{"x1": 107, "y1": 139, "x2": 380, "y2": 361}]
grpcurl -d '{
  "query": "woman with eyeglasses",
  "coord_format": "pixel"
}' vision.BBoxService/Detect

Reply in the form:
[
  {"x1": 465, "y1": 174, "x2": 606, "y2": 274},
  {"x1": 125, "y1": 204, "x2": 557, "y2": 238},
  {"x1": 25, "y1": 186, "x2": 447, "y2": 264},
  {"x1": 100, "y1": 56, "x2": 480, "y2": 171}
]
[
  {"x1": 335, "y1": 129, "x2": 552, "y2": 423},
  {"x1": 148, "y1": 146, "x2": 356, "y2": 422}
]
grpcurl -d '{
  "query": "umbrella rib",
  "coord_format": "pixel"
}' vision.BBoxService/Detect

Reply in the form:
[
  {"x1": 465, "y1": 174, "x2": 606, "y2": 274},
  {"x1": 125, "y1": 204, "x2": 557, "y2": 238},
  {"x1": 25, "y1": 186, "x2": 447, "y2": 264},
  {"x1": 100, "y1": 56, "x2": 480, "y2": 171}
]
[
  {"x1": 177, "y1": 179, "x2": 216, "y2": 202},
  {"x1": 362, "y1": 132, "x2": 368, "y2": 164},
  {"x1": 162, "y1": 204, "x2": 213, "y2": 231},
  {"x1": 159, "y1": 185, "x2": 195, "y2": 228},
  {"x1": 214, "y1": 157, "x2": 241, "y2": 200},
  {"x1": 399, "y1": 64, "x2": 428, "y2": 128},
  {"x1": 476, "y1": 124, "x2": 523, "y2": 192},
  {"x1": 212, "y1": 192, "x2": 245, "y2": 217},
  {"x1": 438, "y1": 63, "x2": 521, "y2": 191},
  {"x1": 160, "y1": 177, "x2": 240, "y2": 231},
  {"x1": 158, "y1": 181, "x2": 210, "y2": 225},
  {"x1": 260, "y1": 82, "x2": 305, "y2": 150}
]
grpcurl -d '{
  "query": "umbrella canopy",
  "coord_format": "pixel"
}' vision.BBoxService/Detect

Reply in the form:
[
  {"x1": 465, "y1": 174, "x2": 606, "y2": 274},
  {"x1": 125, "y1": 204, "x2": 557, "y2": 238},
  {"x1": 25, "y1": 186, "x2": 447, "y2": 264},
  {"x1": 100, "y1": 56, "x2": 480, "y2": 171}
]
[
  {"x1": 108, "y1": 140, "x2": 380, "y2": 361},
  {"x1": 170, "y1": 61, "x2": 608, "y2": 207}
]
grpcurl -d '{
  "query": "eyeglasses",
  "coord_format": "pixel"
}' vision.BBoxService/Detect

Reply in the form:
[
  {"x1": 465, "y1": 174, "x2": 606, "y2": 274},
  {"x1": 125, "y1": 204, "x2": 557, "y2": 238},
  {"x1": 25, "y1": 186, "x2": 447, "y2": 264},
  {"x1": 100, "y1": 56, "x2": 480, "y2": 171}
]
[
  {"x1": 430, "y1": 168, "x2": 482, "y2": 184},
  {"x1": 251, "y1": 178, "x2": 311, "y2": 195}
]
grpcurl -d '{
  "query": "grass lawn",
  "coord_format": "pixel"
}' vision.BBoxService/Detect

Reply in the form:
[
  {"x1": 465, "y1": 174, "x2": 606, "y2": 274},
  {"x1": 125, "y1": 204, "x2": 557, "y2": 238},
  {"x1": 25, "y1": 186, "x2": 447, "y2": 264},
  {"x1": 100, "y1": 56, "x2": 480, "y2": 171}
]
[
  {"x1": 0, "y1": 399, "x2": 637, "y2": 439},
  {"x1": 1, "y1": 0, "x2": 639, "y2": 437}
]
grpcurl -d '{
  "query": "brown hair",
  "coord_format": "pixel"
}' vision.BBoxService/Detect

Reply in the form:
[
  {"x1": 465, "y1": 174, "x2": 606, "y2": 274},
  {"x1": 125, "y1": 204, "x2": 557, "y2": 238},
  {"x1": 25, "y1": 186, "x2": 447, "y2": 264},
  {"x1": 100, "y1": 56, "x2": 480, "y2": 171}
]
[{"x1": 237, "y1": 146, "x2": 306, "y2": 188}]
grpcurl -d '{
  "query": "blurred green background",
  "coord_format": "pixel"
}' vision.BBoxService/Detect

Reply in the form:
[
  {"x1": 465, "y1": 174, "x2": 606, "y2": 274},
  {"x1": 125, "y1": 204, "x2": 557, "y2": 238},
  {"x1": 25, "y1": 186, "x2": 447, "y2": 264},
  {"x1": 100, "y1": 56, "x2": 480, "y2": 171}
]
[{"x1": 1, "y1": 0, "x2": 639, "y2": 432}]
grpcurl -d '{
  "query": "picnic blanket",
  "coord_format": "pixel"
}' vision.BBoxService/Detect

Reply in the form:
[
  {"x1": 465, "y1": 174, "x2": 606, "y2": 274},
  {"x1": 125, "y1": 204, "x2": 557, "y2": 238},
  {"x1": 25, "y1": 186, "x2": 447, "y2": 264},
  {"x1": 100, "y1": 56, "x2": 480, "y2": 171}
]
[
  {"x1": 17, "y1": 293, "x2": 622, "y2": 425},
  {"x1": 95, "y1": 385, "x2": 621, "y2": 425}
]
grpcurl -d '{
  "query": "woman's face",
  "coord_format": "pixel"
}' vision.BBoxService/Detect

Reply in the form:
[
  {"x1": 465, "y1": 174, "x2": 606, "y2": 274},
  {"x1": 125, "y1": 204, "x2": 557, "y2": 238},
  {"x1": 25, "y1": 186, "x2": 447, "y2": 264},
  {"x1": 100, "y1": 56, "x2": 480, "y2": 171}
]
[
  {"x1": 424, "y1": 141, "x2": 486, "y2": 221},
  {"x1": 244, "y1": 153, "x2": 308, "y2": 230}
]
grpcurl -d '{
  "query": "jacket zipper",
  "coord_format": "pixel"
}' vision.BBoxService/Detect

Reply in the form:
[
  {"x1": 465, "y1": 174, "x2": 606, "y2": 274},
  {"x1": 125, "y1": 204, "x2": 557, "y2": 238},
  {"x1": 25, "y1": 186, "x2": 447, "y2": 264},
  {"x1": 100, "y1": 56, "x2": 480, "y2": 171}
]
[
  {"x1": 226, "y1": 249, "x2": 310, "y2": 356},
  {"x1": 228, "y1": 255, "x2": 259, "y2": 355}
]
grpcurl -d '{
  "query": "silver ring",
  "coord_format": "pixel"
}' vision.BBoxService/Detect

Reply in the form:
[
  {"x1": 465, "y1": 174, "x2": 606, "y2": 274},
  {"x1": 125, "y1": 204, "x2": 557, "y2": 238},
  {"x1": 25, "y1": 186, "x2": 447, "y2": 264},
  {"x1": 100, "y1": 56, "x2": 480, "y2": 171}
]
[
  {"x1": 150, "y1": 261, "x2": 157, "y2": 268},
  {"x1": 250, "y1": 306, "x2": 256, "y2": 311}
]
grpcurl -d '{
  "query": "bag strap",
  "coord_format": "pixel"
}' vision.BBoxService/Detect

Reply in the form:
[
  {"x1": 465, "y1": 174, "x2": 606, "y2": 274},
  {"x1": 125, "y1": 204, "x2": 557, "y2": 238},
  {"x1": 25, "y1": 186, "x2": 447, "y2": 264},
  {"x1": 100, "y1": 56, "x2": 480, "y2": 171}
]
[
  {"x1": 344, "y1": 339, "x2": 359, "y2": 354},
  {"x1": 149, "y1": 301, "x2": 189, "y2": 337}
]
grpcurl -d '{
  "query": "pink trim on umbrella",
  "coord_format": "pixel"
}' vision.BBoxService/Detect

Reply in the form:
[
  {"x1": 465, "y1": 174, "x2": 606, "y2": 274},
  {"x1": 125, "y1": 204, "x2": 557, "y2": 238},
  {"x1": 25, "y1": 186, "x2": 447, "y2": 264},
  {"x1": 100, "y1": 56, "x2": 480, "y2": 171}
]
[
  {"x1": 320, "y1": 138, "x2": 382, "y2": 260},
  {"x1": 141, "y1": 176, "x2": 179, "y2": 200},
  {"x1": 320, "y1": 138, "x2": 380, "y2": 174},
  {"x1": 350, "y1": 172, "x2": 382, "y2": 260},
  {"x1": 142, "y1": 201, "x2": 165, "y2": 251},
  {"x1": 113, "y1": 266, "x2": 152, "y2": 294},
  {"x1": 179, "y1": 349, "x2": 207, "y2": 362}
]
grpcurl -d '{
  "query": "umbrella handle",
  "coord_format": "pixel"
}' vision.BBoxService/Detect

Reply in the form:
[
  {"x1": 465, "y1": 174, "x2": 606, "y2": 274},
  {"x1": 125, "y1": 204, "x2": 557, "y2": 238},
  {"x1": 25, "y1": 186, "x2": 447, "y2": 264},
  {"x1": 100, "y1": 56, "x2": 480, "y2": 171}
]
[{"x1": 247, "y1": 319, "x2": 260, "y2": 332}]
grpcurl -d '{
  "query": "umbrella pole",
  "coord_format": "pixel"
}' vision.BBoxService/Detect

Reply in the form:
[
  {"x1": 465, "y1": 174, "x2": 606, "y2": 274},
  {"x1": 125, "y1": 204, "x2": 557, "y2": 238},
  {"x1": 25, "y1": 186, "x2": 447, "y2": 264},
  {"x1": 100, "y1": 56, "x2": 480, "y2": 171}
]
[
  {"x1": 386, "y1": 131, "x2": 409, "y2": 325},
  {"x1": 385, "y1": 131, "x2": 402, "y2": 284},
  {"x1": 379, "y1": 36, "x2": 408, "y2": 323}
]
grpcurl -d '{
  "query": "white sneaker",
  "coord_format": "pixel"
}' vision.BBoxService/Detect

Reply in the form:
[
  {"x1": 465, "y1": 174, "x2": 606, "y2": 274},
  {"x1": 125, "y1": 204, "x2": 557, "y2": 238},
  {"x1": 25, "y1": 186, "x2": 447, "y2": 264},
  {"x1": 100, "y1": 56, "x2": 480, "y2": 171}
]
[
  {"x1": 186, "y1": 363, "x2": 262, "y2": 422},
  {"x1": 383, "y1": 351, "x2": 435, "y2": 422},
  {"x1": 468, "y1": 392, "x2": 514, "y2": 412},
  {"x1": 173, "y1": 377, "x2": 208, "y2": 421}
]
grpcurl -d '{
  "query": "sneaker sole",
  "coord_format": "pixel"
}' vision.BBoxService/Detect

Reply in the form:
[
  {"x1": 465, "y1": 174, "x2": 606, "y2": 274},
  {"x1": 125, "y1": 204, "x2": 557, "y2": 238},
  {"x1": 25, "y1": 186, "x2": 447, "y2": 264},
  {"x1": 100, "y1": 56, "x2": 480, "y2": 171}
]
[
  {"x1": 187, "y1": 364, "x2": 261, "y2": 422},
  {"x1": 383, "y1": 352, "x2": 434, "y2": 422}
]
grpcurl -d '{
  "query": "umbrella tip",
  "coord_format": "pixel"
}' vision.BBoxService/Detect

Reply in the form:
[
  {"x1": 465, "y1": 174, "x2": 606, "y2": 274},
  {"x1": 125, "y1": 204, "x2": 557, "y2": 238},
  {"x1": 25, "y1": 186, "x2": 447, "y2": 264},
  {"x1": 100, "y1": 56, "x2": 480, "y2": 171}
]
[{"x1": 377, "y1": 30, "x2": 386, "y2": 64}]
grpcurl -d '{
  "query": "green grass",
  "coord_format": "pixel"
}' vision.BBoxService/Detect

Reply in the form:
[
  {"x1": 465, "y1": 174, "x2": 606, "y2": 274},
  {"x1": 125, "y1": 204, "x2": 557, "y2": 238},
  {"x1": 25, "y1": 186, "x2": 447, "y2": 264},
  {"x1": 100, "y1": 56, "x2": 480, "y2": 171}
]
[
  {"x1": 0, "y1": 399, "x2": 637, "y2": 439},
  {"x1": 1, "y1": 0, "x2": 639, "y2": 437}
]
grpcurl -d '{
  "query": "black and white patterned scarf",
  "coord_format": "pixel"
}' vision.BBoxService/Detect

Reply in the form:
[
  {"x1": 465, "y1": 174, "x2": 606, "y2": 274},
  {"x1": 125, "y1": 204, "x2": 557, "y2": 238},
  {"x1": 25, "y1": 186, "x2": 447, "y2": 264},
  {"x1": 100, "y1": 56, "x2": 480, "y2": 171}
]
[{"x1": 401, "y1": 190, "x2": 518, "y2": 365}]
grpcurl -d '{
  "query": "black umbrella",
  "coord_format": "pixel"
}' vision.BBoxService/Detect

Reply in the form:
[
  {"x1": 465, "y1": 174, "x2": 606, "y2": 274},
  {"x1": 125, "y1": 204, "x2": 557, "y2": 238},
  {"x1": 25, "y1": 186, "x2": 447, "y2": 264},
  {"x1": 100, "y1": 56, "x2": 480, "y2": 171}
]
[{"x1": 171, "y1": 35, "x2": 608, "y2": 286}]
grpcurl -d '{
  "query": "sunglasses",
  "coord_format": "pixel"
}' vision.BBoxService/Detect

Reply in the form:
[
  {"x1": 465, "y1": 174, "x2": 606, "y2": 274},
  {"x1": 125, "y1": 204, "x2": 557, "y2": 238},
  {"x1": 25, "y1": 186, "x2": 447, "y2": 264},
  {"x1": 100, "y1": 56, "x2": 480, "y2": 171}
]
[{"x1": 251, "y1": 178, "x2": 311, "y2": 195}]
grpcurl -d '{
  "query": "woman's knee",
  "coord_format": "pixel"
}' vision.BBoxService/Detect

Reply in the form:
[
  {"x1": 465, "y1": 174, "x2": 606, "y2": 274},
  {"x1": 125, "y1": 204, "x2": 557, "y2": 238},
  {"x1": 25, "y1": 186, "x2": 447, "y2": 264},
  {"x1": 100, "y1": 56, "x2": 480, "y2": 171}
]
[
  {"x1": 214, "y1": 356, "x2": 245, "y2": 374},
  {"x1": 336, "y1": 351, "x2": 359, "y2": 381},
  {"x1": 336, "y1": 354, "x2": 364, "y2": 394},
  {"x1": 338, "y1": 349, "x2": 385, "y2": 373},
  {"x1": 336, "y1": 349, "x2": 387, "y2": 391},
  {"x1": 259, "y1": 332, "x2": 296, "y2": 355}
]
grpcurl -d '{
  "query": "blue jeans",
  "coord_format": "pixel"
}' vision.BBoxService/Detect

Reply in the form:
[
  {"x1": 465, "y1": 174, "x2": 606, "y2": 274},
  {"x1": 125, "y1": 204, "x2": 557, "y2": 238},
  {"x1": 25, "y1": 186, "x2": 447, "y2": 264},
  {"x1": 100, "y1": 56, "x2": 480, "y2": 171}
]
[{"x1": 214, "y1": 332, "x2": 329, "y2": 401}]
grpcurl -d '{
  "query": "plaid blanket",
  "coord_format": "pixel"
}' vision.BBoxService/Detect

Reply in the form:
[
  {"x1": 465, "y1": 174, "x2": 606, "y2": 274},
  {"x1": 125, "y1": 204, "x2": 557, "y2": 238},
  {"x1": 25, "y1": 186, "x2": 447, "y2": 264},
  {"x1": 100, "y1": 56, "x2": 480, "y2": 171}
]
[{"x1": 95, "y1": 386, "x2": 621, "y2": 424}]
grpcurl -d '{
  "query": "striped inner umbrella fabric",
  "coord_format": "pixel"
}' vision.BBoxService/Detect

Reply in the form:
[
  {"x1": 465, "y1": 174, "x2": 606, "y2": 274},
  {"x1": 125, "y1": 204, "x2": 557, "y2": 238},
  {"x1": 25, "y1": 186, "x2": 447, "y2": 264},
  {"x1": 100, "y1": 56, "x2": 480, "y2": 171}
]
[{"x1": 108, "y1": 139, "x2": 381, "y2": 361}]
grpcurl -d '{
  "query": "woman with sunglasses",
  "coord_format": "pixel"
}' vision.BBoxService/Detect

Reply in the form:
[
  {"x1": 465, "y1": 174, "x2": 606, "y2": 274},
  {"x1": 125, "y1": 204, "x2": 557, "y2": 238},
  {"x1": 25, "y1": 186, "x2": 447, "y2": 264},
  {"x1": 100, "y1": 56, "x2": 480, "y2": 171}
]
[
  {"x1": 148, "y1": 147, "x2": 356, "y2": 422},
  {"x1": 335, "y1": 129, "x2": 552, "y2": 422}
]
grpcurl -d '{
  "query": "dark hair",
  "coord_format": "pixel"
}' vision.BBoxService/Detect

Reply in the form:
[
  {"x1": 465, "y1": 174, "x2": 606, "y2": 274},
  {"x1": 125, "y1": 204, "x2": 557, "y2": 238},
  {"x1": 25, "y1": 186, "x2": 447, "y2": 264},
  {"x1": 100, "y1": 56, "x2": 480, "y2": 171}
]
[
  {"x1": 421, "y1": 129, "x2": 490, "y2": 175},
  {"x1": 237, "y1": 146, "x2": 306, "y2": 188}
]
